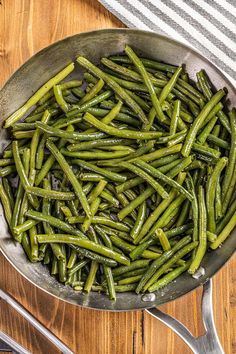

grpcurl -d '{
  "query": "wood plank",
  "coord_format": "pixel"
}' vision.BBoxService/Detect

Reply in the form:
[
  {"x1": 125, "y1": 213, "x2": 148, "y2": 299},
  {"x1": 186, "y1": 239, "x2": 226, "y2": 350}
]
[{"x1": 0, "y1": 1, "x2": 235, "y2": 353}]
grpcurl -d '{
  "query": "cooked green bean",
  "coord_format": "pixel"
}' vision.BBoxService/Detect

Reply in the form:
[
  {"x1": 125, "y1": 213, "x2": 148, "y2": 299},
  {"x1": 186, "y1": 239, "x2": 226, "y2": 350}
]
[
  {"x1": 46, "y1": 140, "x2": 91, "y2": 217},
  {"x1": 4, "y1": 63, "x2": 74, "y2": 128},
  {"x1": 135, "y1": 236, "x2": 192, "y2": 293},
  {"x1": 125, "y1": 45, "x2": 167, "y2": 123},
  {"x1": 37, "y1": 234, "x2": 130, "y2": 265},
  {"x1": 25, "y1": 210, "x2": 86, "y2": 238},
  {"x1": 83, "y1": 112, "x2": 163, "y2": 140},
  {"x1": 72, "y1": 159, "x2": 126, "y2": 183},
  {"x1": 12, "y1": 141, "x2": 39, "y2": 209},
  {"x1": 189, "y1": 186, "x2": 207, "y2": 274},
  {"x1": 181, "y1": 90, "x2": 225, "y2": 157},
  {"x1": 0, "y1": 182, "x2": 12, "y2": 226},
  {"x1": 135, "y1": 172, "x2": 186, "y2": 244},
  {"x1": 77, "y1": 56, "x2": 148, "y2": 124},
  {"x1": 120, "y1": 161, "x2": 169, "y2": 199},
  {"x1": 206, "y1": 158, "x2": 227, "y2": 233},
  {"x1": 80, "y1": 78, "x2": 104, "y2": 104},
  {"x1": 169, "y1": 100, "x2": 180, "y2": 135},
  {"x1": 67, "y1": 215, "x2": 130, "y2": 232},
  {"x1": 148, "y1": 260, "x2": 191, "y2": 291},
  {"x1": 133, "y1": 160, "x2": 192, "y2": 201}
]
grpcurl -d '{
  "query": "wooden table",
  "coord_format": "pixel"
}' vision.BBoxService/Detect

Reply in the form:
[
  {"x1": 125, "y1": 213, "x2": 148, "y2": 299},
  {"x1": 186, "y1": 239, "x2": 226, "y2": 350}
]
[{"x1": 0, "y1": 1, "x2": 235, "y2": 353}]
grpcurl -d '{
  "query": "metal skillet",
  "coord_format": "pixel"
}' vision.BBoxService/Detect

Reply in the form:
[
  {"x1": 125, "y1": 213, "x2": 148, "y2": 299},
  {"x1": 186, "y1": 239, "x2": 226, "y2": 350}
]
[{"x1": 0, "y1": 29, "x2": 235, "y2": 354}]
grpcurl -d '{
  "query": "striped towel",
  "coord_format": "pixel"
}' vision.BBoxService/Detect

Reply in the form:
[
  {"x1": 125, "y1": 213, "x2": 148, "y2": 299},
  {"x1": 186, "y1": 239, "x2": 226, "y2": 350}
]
[{"x1": 98, "y1": 0, "x2": 236, "y2": 85}]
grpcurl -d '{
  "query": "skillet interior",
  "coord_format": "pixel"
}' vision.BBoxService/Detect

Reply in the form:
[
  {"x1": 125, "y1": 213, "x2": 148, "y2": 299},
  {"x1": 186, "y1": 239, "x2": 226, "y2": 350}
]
[{"x1": 0, "y1": 28, "x2": 235, "y2": 311}]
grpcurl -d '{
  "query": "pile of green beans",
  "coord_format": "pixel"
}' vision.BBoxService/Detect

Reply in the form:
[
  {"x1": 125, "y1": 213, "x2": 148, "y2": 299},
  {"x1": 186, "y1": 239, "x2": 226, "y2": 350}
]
[{"x1": 0, "y1": 45, "x2": 235, "y2": 300}]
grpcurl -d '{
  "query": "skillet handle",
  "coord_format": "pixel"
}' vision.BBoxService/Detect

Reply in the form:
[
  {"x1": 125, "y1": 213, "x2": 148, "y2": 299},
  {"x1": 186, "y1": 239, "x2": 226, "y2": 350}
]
[
  {"x1": 145, "y1": 279, "x2": 225, "y2": 354},
  {"x1": 0, "y1": 289, "x2": 74, "y2": 354}
]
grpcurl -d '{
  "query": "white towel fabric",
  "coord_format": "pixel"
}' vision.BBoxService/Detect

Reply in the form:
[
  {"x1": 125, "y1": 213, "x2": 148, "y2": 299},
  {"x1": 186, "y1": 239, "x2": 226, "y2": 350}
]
[{"x1": 98, "y1": 0, "x2": 236, "y2": 85}]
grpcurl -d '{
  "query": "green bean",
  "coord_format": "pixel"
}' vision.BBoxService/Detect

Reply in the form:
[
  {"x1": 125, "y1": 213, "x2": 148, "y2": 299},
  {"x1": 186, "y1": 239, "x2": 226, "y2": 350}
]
[
  {"x1": 67, "y1": 138, "x2": 131, "y2": 151},
  {"x1": 87, "y1": 180, "x2": 107, "y2": 204},
  {"x1": 12, "y1": 141, "x2": 39, "y2": 209},
  {"x1": 68, "y1": 259, "x2": 89, "y2": 276},
  {"x1": 217, "y1": 110, "x2": 231, "y2": 133},
  {"x1": 103, "y1": 265, "x2": 116, "y2": 300},
  {"x1": 112, "y1": 259, "x2": 151, "y2": 277},
  {"x1": 25, "y1": 210, "x2": 86, "y2": 238},
  {"x1": 135, "y1": 144, "x2": 182, "y2": 163},
  {"x1": 53, "y1": 85, "x2": 70, "y2": 112},
  {"x1": 133, "y1": 160, "x2": 192, "y2": 201},
  {"x1": 192, "y1": 142, "x2": 221, "y2": 159},
  {"x1": 70, "y1": 244, "x2": 117, "y2": 267},
  {"x1": 2, "y1": 178, "x2": 14, "y2": 211},
  {"x1": 83, "y1": 112, "x2": 163, "y2": 139},
  {"x1": 37, "y1": 121, "x2": 106, "y2": 141},
  {"x1": 149, "y1": 260, "x2": 191, "y2": 291},
  {"x1": 71, "y1": 159, "x2": 126, "y2": 183},
  {"x1": 135, "y1": 172, "x2": 186, "y2": 244},
  {"x1": 147, "y1": 241, "x2": 197, "y2": 291},
  {"x1": 157, "y1": 159, "x2": 182, "y2": 174},
  {"x1": 169, "y1": 100, "x2": 180, "y2": 135},
  {"x1": 207, "y1": 231, "x2": 217, "y2": 243},
  {"x1": 77, "y1": 56, "x2": 148, "y2": 124},
  {"x1": 109, "y1": 55, "x2": 177, "y2": 73},
  {"x1": 206, "y1": 157, "x2": 227, "y2": 233},
  {"x1": 181, "y1": 90, "x2": 225, "y2": 157},
  {"x1": 110, "y1": 235, "x2": 160, "y2": 259},
  {"x1": 185, "y1": 175, "x2": 198, "y2": 247},
  {"x1": 120, "y1": 161, "x2": 169, "y2": 199},
  {"x1": 0, "y1": 182, "x2": 12, "y2": 226},
  {"x1": 13, "y1": 219, "x2": 39, "y2": 235},
  {"x1": 79, "y1": 172, "x2": 105, "y2": 182},
  {"x1": 189, "y1": 186, "x2": 207, "y2": 274},
  {"x1": 212, "y1": 205, "x2": 236, "y2": 249},
  {"x1": 80, "y1": 78, "x2": 104, "y2": 104},
  {"x1": 61, "y1": 148, "x2": 131, "y2": 160},
  {"x1": 67, "y1": 215, "x2": 130, "y2": 232},
  {"x1": 125, "y1": 45, "x2": 167, "y2": 123},
  {"x1": 29, "y1": 225, "x2": 39, "y2": 261},
  {"x1": 130, "y1": 201, "x2": 146, "y2": 240},
  {"x1": 135, "y1": 235, "x2": 192, "y2": 293},
  {"x1": 197, "y1": 115, "x2": 218, "y2": 144},
  {"x1": 67, "y1": 90, "x2": 113, "y2": 118},
  {"x1": 37, "y1": 234, "x2": 130, "y2": 265},
  {"x1": 155, "y1": 228, "x2": 171, "y2": 251},
  {"x1": 159, "y1": 67, "x2": 182, "y2": 104},
  {"x1": 84, "y1": 261, "x2": 99, "y2": 292},
  {"x1": 165, "y1": 223, "x2": 193, "y2": 238},
  {"x1": 215, "y1": 179, "x2": 222, "y2": 220},
  {"x1": 4, "y1": 63, "x2": 74, "y2": 127},
  {"x1": 166, "y1": 156, "x2": 193, "y2": 178},
  {"x1": 0, "y1": 159, "x2": 14, "y2": 167},
  {"x1": 129, "y1": 239, "x2": 156, "y2": 261},
  {"x1": 35, "y1": 125, "x2": 74, "y2": 186},
  {"x1": 35, "y1": 135, "x2": 47, "y2": 170},
  {"x1": 46, "y1": 140, "x2": 91, "y2": 217},
  {"x1": 26, "y1": 186, "x2": 75, "y2": 200},
  {"x1": 206, "y1": 135, "x2": 230, "y2": 149},
  {"x1": 101, "y1": 57, "x2": 166, "y2": 87},
  {"x1": 0, "y1": 165, "x2": 16, "y2": 177}
]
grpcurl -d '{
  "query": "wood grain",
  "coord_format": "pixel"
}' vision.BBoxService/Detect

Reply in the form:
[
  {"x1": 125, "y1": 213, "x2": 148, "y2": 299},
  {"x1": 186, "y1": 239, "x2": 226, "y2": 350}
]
[{"x1": 0, "y1": 0, "x2": 235, "y2": 353}]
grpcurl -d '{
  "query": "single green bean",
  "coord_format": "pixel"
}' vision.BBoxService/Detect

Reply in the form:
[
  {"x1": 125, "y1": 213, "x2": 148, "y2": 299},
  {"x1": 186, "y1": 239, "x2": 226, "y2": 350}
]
[
  {"x1": 4, "y1": 63, "x2": 74, "y2": 127},
  {"x1": 46, "y1": 140, "x2": 91, "y2": 217},
  {"x1": 37, "y1": 234, "x2": 130, "y2": 265},
  {"x1": 181, "y1": 90, "x2": 225, "y2": 157},
  {"x1": 188, "y1": 186, "x2": 207, "y2": 274}
]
